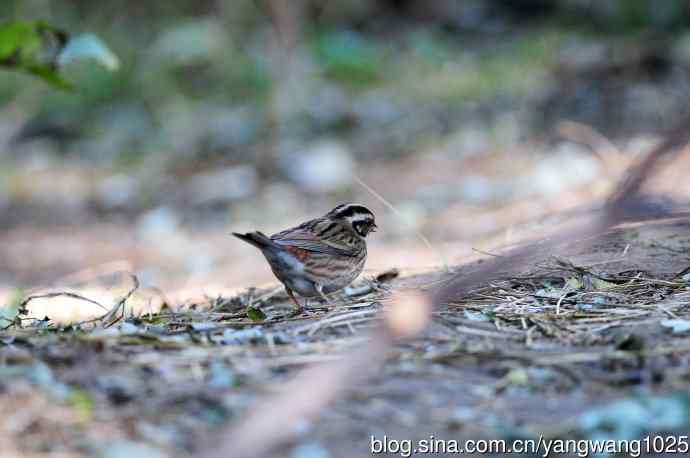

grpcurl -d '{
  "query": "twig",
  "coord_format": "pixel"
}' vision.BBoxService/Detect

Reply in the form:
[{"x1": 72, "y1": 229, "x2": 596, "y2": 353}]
[
  {"x1": 291, "y1": 308, "x2": 378, "y2": 336},
  {"x1": 101, "y1": 273, "x2": 140, "y2": 328},
  {"x1": 472, "y1": 247, "x2": 505, "y2": 258},
  {"x1": 18, "y1": 291, "x2": 108, "y2": 313},
  {"x1": 555, "y1": 290, "x2": 568, "y2": 315},
  {"x1": 354, "y1": 175, "x2": 448, "y2": 270}
]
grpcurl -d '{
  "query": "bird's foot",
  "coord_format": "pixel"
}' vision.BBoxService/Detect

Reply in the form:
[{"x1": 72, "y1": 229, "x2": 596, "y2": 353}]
[
  {"x1": 314, "y1": 286, "x2": 336, "y2": 312},
  {"x1": 285, "y1": 306, "x2": 301, "y2": 318},
  {"x1": 288, "y1": 305, "x2": 330, "y2": 318},
  {"x1": 287, "y1": 306, "x2": 314, "y2": 318}
]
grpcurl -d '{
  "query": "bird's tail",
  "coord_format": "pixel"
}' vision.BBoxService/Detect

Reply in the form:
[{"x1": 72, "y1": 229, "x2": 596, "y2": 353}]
[{"x1": 232, "y1": 231, "x2": 274, "y2": 249}]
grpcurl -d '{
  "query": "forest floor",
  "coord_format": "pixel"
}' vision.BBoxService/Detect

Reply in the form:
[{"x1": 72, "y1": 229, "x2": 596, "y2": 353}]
[
  {"x1": 4, "y1": 12, "x2": 690, "y2": 457},
  {"x1": 1, "y1": 211, "x2": 689, "y2": 458}
]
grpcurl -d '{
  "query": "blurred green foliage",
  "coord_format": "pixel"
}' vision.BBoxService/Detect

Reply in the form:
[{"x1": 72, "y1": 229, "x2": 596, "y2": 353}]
[
  {"x1": 1, "y1": 0, "x2": 690, "y2": 168},
  {"x1": 315, "y1": 30, "x2": 383, "y2": 86},
  {"x1": 0, "y1": 20, "x2": 118, "y2": 88},
  {"x1": 589, "y1": 0, "x2": 690, "y2": 32},
  {"x1": 0, "y1": 20, "x2": 71, "y2": 87}
]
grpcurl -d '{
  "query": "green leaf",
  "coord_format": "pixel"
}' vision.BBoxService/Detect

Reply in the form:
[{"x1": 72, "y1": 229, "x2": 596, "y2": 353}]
[
  {"x1": 0, "y1": 20, "x2": 71, "y2": 88},
  {"x1": 506, "y1": 368, "x2": 529, "y2": 386},
  {"x1": 68, "y1": 390, "x2": 94, "y2": 421},
  {"x1": 592, "y1": 277, "x2": 616, "y2": 290},
  {"x1": 315, "y1": 30, "x2": 382, "y2": 86},
  {"x1": 0, "y1": 21, "x2": 62, "y2": 60},
  {"x1": 0, "y1": 20, "x2": 118, "y2": 89},
  {"x1": 246, "y1": 306, "x2": 266, "y2": 322},
  {"x1": 565, "y1": 276, "x2": 584, "y2": 290}
]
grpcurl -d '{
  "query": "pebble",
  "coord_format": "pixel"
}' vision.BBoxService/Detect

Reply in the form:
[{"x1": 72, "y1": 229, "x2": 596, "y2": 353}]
[
  {"x1": 98, "y1": 174, "x2": 139, "y2": 209},
  {"x1": 291, "y1": 443, "x2": 331, "y2": 458},
  {"x1": 188, "y1": 165, "x2": 257, "y2": 204},
  {"x1": 285, "y1": 141, "x2": 354, "y2": 192},
  {"x1": 98, "y1": 441, "x2": 170, "y2": 458},
  {"x1": 137, "y1": 206, "x2": 180, "y2": 240}
]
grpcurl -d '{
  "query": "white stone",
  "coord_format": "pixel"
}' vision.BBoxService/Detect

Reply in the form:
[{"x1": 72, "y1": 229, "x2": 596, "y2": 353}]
[
  {"x1": 286, "y1": 141, "x2": 354, "y2": 192},
  {"x1": 188, "y1": 165, "x2": 258, "y2": 204}
]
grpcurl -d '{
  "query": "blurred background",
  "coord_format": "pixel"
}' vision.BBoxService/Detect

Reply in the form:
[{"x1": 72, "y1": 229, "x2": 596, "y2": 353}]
[{"x1": 3, "y1": 0, "x2": 690, "y2": 313}]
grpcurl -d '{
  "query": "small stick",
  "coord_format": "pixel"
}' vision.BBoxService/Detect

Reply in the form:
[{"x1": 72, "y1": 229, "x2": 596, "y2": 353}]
[
  {"x1": 354, "y1": 175, "x2": 449, "y2": 270},
  {"x1": 472, "y1": 247, "x2": 505, "y2": 258},
  {"x1": 19, "y1": 291, "x2": 108, "y2": 313},
  {"x1": 101, "y1": 273, "x2": 140, "y2": 327}
]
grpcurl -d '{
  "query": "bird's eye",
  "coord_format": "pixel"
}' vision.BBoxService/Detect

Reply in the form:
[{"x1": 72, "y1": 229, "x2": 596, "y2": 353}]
[{"x1": 353, "y1": 220, "x2": 374, "y2": 237}]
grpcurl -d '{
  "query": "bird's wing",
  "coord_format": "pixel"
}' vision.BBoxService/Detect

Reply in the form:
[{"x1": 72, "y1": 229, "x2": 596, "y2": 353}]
[{"x1": 271, "y1": 226, "x2": 358, "y2": 258}]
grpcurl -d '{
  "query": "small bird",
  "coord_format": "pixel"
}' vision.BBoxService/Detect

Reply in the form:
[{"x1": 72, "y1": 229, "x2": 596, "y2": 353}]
[{"x1": 233, "y1": 203, "x2": 377, "y2": 313}]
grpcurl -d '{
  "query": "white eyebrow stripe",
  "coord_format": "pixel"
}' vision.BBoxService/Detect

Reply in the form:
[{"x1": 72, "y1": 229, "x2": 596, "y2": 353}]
[
  {"x1": 348, "y1": 214, "x2": 374, "y2": 223},
  {"x1": 330, "y1": 203, "x2": 374, "y2": 218}
]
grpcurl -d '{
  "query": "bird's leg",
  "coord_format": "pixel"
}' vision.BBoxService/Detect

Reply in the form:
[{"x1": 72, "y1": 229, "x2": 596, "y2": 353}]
[
  {"x1": 315, "y1": 284, "x2": 334, "y2": 310},
  {"x1": 285, "y1": 287, "x2": 308, "y2": 317}
]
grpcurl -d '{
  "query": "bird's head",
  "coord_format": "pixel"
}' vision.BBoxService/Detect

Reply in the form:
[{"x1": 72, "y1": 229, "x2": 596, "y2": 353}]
[{"x1": 326, "y1": 203, "x2": 377, "y2": 238}]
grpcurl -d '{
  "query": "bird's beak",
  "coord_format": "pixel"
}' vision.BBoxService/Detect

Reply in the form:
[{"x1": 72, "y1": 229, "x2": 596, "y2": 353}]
[{"x1": 370, "y1": 224, "x2": 378, "y2": 233}]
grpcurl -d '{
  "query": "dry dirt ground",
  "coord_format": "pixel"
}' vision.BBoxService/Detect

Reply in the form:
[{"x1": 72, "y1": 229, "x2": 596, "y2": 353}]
[{"x1": 1, "y1": 212, "x2": 689, "y2": 458}]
